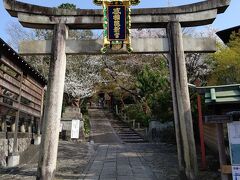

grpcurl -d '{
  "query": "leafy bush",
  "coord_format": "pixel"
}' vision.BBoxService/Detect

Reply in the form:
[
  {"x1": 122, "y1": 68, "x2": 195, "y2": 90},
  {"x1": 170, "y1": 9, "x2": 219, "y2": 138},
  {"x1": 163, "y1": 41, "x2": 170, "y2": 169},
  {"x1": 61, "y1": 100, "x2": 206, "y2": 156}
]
[
  {"x1": 124, "y1": 104, "x2": 150, "y2": 127},
  {"x1": 81, "y1": 99, "x2": 89, "y2": 115},
  {"x1": 136, "y1": 63, "x2": 173, "y2": 123},
  {"x1": 83, "y1": 115, "x2": 90, "y2": 136}
]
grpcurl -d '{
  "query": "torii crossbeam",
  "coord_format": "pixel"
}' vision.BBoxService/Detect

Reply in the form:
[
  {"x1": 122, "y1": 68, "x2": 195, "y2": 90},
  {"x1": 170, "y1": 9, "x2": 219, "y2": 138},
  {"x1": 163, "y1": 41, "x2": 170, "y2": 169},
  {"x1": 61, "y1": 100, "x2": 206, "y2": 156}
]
[{"x1": 3, "y1": 0, "x2": 231, "y2": 180}]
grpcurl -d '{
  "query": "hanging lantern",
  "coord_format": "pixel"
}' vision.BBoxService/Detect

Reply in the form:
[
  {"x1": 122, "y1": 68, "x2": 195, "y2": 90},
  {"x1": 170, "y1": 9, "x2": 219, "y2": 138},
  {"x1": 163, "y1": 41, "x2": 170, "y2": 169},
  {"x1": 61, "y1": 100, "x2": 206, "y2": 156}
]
[{"x1": 93, "y1": 0, "x2": 140, "y2": 53}]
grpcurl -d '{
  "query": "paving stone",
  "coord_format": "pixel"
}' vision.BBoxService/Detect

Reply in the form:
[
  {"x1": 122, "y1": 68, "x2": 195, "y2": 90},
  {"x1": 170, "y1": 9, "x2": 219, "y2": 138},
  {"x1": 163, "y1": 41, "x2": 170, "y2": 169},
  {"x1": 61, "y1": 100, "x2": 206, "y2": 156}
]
[
  {"x1": 101, "y1": 168, "x2": 116, "y2": 176},
  {"x1": 84, "y1": 175, "x2": 99, "y2": 180},
  {"x1": 104, "y1": 162, "x2": 116, "y2": 168},
  {"x1": 99, "y1": 174, "x2": 117, "y2": 180},
  {"x1": 134, "y1": 177, "x2": 153, "y2": 180},
  {"x1": 117, "y1": 176, "x2": 135, "y2": 180},
  {"x1": 117, "y1": 170, "x2": 133, "y2": 176},
  {"x1": 84, "y1": 178, "x2": 99, "y2": 180}
]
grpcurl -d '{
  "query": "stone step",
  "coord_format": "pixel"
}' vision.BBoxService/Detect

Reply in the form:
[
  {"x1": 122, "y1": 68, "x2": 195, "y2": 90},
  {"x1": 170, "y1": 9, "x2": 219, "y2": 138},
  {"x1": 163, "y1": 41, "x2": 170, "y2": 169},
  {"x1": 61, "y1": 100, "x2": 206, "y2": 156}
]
[
  {"x1": 115, "y1": 127, "x2": 130, "y2": 129},
  {"x1": 117, "y1": 131, "x2": 134, "y2": 133},
  {"x1": 113, "y1": 127, "x2": 130, "y2": 130},
  {"x1": 120, "y1": 135, "x2": 142, "y2": 139},
  {"x1": 115, "y1": 129, "x2": 132, "y2": 132},
  {"x1": 118, "y1": 134, "x2": 140, "y2": 136},
  {"x1": 123, "y1": 139, "x2": 147, "y2": 143},
  {"x1": 121, "y1": 137, "x2": 143, "y2": 141},
  {"x1": 112, "y1": 125, "x2": 129, "y2": 128},
  {"x1": 117, "y1": 131, "x2": 136, "y2": 134},
  {"x1": 107, "y1": 111, "x2": 148, "y2": 144}
]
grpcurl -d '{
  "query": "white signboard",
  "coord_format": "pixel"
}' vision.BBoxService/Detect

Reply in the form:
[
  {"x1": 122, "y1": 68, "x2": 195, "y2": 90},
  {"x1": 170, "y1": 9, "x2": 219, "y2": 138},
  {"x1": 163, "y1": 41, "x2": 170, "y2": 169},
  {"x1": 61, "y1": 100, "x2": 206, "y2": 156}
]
[
  {"x1": 232, "y1": 166, "x2": 240, "y2": 180},
  {"x1": 228, "y1": 122, "x2": 240, "y2": 180},
  {"x1": 71, "y1": 119, "x2": 80, "y2": 139}
]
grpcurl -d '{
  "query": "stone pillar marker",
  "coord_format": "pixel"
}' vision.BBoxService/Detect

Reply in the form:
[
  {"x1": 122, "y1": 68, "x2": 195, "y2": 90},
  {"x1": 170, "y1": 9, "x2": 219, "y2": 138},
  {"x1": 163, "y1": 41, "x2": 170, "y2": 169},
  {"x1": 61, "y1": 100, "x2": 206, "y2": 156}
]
[
  {"x1": 11, "y1": 122, "x2": 15, "y2": 132},
  {"x1": 167, "y1": 21, "x2": 198, "y2": 179},
  {"x1": 37, "y1": 23, "x2": 68, "y2": 180},
  {"x1": 20, "y1": 123, "x2": 26, "y2": 133},
  {"x1": 28, "y1": 117, "x2": 34, "y2": 134},
  {"x1": 34, "y1": 118, "x2": 41, "y2": 145}
]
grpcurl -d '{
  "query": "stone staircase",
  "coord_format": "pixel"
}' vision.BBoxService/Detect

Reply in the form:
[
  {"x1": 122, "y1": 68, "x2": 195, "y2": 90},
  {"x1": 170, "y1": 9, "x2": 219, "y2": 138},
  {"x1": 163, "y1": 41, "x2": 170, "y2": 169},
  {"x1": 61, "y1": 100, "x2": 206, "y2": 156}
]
[{"x1": 106, "y1": 112, "x2": 147, "y2": 143}]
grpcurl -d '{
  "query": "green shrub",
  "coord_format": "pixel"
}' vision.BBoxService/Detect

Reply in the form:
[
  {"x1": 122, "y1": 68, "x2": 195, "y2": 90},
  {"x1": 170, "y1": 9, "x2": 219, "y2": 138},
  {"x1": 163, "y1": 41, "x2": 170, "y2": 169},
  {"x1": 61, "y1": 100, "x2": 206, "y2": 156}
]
[
  {"x1": 124, "y1": 104, "x2": 150, "y2": 127},
  {"x1": 81, "y1": 98, "x2": 89, "y2": 115},
  {"x1": 83, "y1": 115, "x2": 90, "y2": 136}
]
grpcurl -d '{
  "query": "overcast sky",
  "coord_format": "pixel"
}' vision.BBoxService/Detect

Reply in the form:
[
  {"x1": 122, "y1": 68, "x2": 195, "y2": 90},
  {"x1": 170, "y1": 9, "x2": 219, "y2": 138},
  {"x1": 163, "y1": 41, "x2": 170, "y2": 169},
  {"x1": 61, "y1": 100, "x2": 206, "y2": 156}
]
[{"x1": 0, "y1": 0, "x2": 239, "y2": 43}]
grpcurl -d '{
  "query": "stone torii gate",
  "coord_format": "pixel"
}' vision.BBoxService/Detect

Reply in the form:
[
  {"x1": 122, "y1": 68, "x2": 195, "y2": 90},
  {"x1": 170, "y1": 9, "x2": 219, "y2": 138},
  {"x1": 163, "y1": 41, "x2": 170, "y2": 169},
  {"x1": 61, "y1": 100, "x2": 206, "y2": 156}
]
[{"x1": 3, "y1": 0, "x2": 230, "y2": 179}]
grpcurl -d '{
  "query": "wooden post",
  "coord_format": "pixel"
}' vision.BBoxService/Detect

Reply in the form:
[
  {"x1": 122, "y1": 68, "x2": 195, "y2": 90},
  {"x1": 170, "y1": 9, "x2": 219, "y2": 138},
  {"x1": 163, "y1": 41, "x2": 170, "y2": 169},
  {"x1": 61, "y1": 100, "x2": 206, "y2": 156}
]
[
  {"x1": 3, "y1": 115, "x2": 7, "y2": 133},
  {"x1": 195, "y1": 80, "x2": 207, "y2": 170},
  {"x1": 12, "y1": 72, "x2": 24, "y2": 155},
  {"x1": 216, "y1": 124, "x2": 229, "y2": 180},
  {"x1": 37, "y1": 23, "x2": 68, "y2": 180},
  {"x1": 0, "y1": 116, "x2": 2, "y2": 132},
  {"x1": 39, "y1": 88, "x2": 45, "y2": 135},
  {"x1": 0, "y1": 115, "x2": 6, "y2": 132},
  {"x1": 167, "y1": 21, "x2": 198, "y2": 180},
  {"x1": 29, "y1": 117, "x2": 34, "y2": 134}
]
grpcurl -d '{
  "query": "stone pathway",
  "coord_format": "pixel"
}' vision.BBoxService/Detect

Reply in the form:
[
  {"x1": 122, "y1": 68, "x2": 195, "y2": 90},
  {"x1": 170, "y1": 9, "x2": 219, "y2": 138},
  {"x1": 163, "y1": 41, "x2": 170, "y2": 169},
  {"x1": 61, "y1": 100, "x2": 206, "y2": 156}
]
[
  {"x1": 83, "y1": 143, "x2": 179, "y2": 180},
  {"x1": 85, "y1": 109, "x2": 179, "y2": 180},
  {"x1": 89, "y1": 109, "x2": 122, "y2": 144}
]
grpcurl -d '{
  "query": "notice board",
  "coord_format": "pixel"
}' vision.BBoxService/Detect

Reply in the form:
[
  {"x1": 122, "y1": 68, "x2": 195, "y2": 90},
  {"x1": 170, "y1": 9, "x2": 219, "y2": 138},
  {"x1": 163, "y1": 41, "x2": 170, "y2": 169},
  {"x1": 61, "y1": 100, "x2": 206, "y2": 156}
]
[
  {"x1": 228, "y1": 122, "x2": 240, "y2": 180},
  {"x1": 71, "y1": 119, "x2": 80, "y2": 139}
]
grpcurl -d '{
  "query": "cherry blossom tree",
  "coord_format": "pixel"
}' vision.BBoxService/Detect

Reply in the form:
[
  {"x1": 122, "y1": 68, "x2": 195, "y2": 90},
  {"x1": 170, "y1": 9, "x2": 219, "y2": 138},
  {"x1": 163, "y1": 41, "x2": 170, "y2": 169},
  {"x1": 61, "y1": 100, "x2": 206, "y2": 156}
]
[{"x1": 64, "y1": 55, "x2": 103, "y2": 107}]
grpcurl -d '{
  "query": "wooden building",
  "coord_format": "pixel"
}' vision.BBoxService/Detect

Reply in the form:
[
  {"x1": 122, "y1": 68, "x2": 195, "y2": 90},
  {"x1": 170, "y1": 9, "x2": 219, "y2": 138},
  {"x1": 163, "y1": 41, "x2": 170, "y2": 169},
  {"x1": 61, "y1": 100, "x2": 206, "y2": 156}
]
[
  {"x1": 198, "y1": 85, "x2": 240, "y2": 153},
  {"x1": 0, "y1": 38, "x2": 46, "y2": 166},
  {"x1": 216, "y1": 25, "x2": 240, "y2": 44}
]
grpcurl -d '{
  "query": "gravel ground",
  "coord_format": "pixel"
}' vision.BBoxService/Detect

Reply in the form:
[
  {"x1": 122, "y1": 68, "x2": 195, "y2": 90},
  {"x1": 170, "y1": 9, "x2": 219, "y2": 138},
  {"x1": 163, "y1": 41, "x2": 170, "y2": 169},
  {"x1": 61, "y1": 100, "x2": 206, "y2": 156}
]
[
  {"x1": 0, "y1": 141, "x2": 94, "y2": 180},
  {"x1": 56, "y1": 141, "x2": 94, "y2": 179}
]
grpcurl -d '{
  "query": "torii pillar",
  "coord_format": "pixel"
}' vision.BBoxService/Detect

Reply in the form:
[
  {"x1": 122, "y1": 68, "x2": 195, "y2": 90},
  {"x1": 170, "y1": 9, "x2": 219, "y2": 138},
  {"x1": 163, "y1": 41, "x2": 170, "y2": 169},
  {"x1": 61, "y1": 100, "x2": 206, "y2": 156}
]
[
  {"x1": 167, "y1": 21, "x2": 198, "y2": 179},
  {"x1": 36, "y1": 23, "x2": 68, "y2": 179},
  {"x1": 3, "y1": 0, "x2": 231, "y2": 179}
]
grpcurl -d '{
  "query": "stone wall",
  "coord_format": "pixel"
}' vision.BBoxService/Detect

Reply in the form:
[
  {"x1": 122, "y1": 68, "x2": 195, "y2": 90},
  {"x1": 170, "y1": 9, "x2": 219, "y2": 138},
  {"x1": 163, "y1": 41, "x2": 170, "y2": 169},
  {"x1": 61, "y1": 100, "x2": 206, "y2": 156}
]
[
  {"x1": 0, "y1": 138, "x2": 8, "y2": 167},
  {"x1": 0, "y1": 133, "x2": 32, "y2": 167},
  {"x1": 148, "y1": 121, "x2": 175, "y2": 143}
]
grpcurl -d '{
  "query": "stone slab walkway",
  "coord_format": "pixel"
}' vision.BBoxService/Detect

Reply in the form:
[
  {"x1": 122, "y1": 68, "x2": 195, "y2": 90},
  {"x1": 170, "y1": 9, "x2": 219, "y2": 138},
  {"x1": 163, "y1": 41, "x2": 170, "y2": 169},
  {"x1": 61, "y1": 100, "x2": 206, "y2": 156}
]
[
  {"x1": 89, "y1": 109, "x2": 121, "y2": 144},
  {"x1": 83, "y1": 143, "x2": 179, "y2": 180}
]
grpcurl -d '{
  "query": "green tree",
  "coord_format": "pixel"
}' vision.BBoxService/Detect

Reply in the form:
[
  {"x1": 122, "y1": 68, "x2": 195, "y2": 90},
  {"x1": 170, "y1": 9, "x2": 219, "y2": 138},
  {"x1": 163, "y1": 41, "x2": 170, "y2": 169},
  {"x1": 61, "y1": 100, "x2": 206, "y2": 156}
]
[
  {"x1": 58, "y1": 3, "x2": 76, "y2": 10},
  {"x1": 136, "y1": 60, "x2": 172, "y2": 122},
  {"x1": 208, "y1": 32, "x2": 240, "y2": 85}
]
